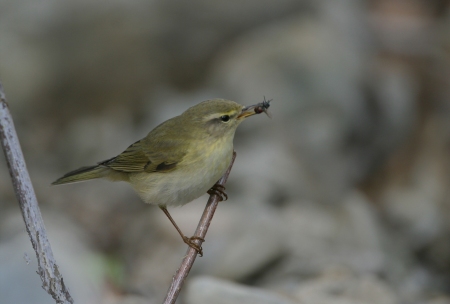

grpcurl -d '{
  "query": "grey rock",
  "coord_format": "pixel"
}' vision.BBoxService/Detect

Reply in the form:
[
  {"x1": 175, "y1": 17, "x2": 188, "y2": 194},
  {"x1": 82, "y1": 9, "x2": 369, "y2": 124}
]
[
  {"x1": 279, "y1": 191, "x2": 385, "y2": 275},
  {"x1": 383, "y1": 187, "x2": 442, "y2": 249},
  {"x1": 381, "y1": 119, "x2": 448, "y2": 249},
  {"x1": 0, "y1": 210, "x2": 105, "y2": 304},
  {"x1": 294, "y1": 269, "x2": 398, "y2": 304},
  {"x1": 185, "y1": 276, "x2": 299, "y2": 304},
  {"x1": 230, "y1": 136, "x2": 311, "y2": 204},
  {"x1": 107, "y1": 295, "x2": 152, "y2": 304},
  {"x1": 196, "y1": 202, "x2": 285, "y2": 280},
  {"x1": 426, "y1": 297, "x2": 450, "y2": 304},
  {"x1": 144, "y1": 200, "x2": 286, "y2": 282},
  {"x1": 210, "y1": 12, "x2": 419, "y2": 203}
]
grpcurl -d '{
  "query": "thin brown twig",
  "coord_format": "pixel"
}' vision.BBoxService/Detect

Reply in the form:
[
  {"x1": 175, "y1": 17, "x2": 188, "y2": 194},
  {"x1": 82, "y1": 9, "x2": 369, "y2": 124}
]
[
  {"x1": 162, "y1": 151, "x2": 237, "y2": 304},
  {"x1": 0, "y1": 82, "x2": 74, "y2": 304}
]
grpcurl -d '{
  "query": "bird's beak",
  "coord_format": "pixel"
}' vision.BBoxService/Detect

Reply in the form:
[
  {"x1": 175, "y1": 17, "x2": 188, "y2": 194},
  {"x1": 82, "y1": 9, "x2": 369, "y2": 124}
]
[{"x1": 237, "y1": 105, "x2": 258, "y2": 119}]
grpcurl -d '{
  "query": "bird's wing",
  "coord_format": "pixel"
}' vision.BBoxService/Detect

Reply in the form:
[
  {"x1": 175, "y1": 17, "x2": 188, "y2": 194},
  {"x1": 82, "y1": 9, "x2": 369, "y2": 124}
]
[
  {"x1": 100, "y1": 137, "x2": 188, "y2": 174},
  {"x1": 99, "y1": 140, "x2": 150, "y2": 173},
  {"x1": 140, "y1": 116, "x2": 191, "y2": 173},
  {"x1": 100, "y1": 116, "x2": 191, "y2": 173}
]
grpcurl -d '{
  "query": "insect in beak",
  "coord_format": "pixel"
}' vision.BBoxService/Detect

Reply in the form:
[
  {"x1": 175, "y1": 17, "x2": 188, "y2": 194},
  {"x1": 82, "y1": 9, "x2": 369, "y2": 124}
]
[{"x1": 238, "y1": 97, "x2": 272, "y2": 119}]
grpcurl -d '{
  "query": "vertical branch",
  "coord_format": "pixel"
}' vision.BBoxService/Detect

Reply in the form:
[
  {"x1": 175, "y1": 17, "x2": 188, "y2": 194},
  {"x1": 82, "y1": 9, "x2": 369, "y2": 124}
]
[
  {"x1": 0, "y1": 82, "x2": 74, "y2": 304},
  {"x1": 163, "y1": 151, "x2": 237, "y2": 304}
]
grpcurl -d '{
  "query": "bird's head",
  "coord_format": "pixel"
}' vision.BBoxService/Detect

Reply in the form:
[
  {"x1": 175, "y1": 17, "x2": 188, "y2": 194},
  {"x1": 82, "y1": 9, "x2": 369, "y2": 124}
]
[{"x1": 182, "y1": 99, "x2": 259, "y2": 138}]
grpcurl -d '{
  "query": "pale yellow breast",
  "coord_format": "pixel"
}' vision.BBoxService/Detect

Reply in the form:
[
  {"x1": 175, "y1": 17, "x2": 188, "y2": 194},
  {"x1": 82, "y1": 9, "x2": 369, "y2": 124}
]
[{"x1": 128, "y1": 138, "x2": 233, "y2": 207}]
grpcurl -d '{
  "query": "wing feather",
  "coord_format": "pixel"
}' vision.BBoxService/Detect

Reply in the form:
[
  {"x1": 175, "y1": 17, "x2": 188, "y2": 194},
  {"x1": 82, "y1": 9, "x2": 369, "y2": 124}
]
[{"x1": 100, "y1": 117, "x2": 190, "y2": 173}]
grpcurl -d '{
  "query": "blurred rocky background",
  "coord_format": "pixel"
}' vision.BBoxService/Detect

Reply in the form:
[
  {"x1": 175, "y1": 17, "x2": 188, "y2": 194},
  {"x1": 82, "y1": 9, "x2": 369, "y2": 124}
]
[{"x1": 1, "y1": 0, "x2": 450, "y2": 303}]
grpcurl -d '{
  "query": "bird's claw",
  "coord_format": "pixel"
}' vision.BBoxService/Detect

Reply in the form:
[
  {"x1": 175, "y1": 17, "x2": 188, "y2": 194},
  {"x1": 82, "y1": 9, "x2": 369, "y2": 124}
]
[
  {"x1": 207, "y1": 184, "x2": 228, "y2": 201},
  {"x1": 183, "y1": 236, "x2": 204, "y2": 256}
]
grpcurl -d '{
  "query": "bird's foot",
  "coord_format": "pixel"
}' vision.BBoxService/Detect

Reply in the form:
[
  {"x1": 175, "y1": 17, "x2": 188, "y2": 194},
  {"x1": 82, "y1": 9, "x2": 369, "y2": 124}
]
[
  {"x1": 207, "y1": 184, "x2": 228, "y2": 201},
  {"x1": 183, "y1": 236, "x2": 204, "y2": 257}
]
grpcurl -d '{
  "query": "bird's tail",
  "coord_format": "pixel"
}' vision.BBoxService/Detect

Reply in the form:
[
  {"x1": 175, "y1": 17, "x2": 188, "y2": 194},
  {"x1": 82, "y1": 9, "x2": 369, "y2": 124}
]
[{"x1": 52, "y1": 165, "x2": 110, "y2": 185}]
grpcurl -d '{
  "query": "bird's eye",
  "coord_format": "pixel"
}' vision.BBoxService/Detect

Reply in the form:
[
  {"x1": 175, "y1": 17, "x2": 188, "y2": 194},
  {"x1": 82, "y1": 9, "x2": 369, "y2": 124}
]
[{"x1": 220, "y1": 115, "x2": 230, "y2": 122}]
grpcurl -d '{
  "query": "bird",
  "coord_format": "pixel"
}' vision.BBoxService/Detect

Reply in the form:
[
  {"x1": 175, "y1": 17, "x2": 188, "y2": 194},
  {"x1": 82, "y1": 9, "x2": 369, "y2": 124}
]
[{"x1": 52, "y1": 98, "x2": 267, "y2": 255}]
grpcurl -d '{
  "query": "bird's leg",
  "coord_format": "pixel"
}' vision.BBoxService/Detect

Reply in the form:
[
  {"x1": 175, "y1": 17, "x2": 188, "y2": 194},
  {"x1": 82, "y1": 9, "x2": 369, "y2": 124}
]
[
  {"x1": 207, "y1": 183, "x2": 228, "y2": 201},
  {"x1": 159, "y1": 206, "x2": 204, "y2": 256}
]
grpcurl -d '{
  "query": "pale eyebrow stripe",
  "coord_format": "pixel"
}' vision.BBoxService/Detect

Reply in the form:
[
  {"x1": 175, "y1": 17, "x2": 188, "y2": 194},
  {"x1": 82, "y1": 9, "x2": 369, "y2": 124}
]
[{"x1": 203, "y1": 111, "x2": 237, "y2": 121}]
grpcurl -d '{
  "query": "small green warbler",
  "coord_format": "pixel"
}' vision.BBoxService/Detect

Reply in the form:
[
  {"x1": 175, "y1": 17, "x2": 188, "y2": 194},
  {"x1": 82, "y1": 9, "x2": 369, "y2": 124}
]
[{"x1": 53, "y1": 99, "x2": 268, "y2": 255}]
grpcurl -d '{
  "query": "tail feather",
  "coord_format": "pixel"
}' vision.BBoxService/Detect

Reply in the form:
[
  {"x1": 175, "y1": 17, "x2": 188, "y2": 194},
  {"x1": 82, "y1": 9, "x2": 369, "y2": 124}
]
[{"x1": 52, "y1": 165, "x2": 109, "y2": 185}]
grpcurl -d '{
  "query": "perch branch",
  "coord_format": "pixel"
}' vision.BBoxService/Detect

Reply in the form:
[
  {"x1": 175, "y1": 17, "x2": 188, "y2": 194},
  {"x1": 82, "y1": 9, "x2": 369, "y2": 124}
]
[
  {"x1": 162, "y1": 151, "x2": 237, "y2": 304},
  {"x1": 0, "y1": 82, "x2": 74, "y2": 304}
]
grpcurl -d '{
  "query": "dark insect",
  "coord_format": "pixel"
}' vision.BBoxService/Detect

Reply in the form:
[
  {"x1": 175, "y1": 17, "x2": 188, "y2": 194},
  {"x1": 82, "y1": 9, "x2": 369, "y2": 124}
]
[{"x1": 254, "y1": 97, "x2": 272, "y2": 118}]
